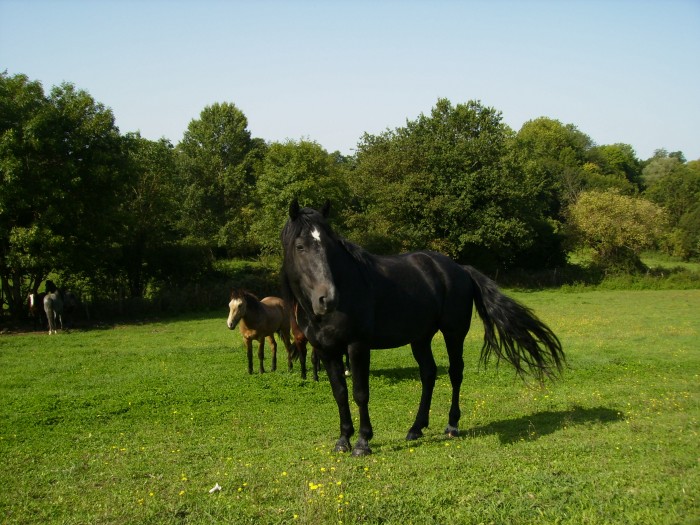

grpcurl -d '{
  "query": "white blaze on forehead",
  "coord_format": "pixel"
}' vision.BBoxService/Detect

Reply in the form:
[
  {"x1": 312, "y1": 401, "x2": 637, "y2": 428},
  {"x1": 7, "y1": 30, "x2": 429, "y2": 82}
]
[{"x1": 311, "y1": 228, "x2": 321, "y2": 242}]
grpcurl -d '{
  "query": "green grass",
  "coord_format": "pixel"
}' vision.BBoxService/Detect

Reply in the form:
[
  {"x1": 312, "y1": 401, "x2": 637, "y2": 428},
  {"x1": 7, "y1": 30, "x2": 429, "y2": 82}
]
[{"x1": 1, "y1": 290, "x2": 699, "y2": 524}]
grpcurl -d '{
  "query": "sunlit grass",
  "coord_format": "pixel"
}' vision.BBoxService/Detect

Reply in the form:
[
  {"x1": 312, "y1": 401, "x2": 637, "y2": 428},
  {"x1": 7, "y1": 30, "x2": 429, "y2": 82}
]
[{"x1": 1, "y1": 290, "x2": 698, "y2": 524}]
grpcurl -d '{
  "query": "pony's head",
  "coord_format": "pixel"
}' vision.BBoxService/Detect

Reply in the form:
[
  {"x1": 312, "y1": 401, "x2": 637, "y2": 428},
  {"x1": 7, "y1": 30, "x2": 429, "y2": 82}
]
[
  {"x1": 227, "y1": 289, "x2": 248, "y2": 330},
  {"x1": 281, "y1": 199, "x2": 338, "y2": 317}
]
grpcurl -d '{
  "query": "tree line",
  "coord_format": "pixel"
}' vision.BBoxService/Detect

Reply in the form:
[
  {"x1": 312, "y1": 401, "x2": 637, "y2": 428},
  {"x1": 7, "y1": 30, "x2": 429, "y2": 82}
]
[{"x1": 2, "y1": 72, "x2": 699, "y2": 318}]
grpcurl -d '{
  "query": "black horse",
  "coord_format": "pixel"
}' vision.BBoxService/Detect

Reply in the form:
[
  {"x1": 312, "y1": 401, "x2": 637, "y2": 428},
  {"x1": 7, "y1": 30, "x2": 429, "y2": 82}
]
[{"x1": 281, "y1": 200, "x2": 564, "y2": 456}]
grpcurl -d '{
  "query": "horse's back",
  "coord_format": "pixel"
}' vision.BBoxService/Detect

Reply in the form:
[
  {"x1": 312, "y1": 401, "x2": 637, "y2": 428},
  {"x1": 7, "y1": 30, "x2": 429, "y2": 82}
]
[
  {"x1": 370, "y1": 251, "x2": 474, "y2": 345},
  {"x1": 260, "y1": 296, "x2": 290, "y2": 331},
  {"x1": 43, "y1": 291, "x2": 63, "y2": 313}
]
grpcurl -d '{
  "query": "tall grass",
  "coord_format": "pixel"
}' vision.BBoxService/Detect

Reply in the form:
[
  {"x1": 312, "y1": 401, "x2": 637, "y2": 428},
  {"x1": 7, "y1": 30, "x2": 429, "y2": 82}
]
[{"x1": 1, "y1": 289, "x2": 698, "y2": 524}]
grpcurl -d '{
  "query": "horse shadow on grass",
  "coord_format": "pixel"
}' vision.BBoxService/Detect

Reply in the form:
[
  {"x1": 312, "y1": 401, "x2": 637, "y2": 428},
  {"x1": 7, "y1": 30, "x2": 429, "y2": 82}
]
[
  {"x1": 464, "y1": 405, "x2": 625, "y2": 444},
  {"x1": 378, "y1": 406, "x2": 624, "y2": 453},
  {"x1": 371, "y1": 365, "x2": 449, "y2": 383}
]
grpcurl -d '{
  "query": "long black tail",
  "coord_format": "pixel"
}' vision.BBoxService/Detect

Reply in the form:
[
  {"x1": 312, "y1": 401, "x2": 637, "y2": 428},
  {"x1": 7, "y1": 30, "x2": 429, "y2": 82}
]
[{"x1": 463, "y1": 266, "x2": 565, "y2": 382}]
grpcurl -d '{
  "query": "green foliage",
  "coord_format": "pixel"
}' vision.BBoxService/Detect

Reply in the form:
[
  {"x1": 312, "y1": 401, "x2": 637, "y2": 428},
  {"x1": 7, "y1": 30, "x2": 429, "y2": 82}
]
[
  {"x1": 3, "y1": 70, "x2": 698, "y2": 321},
  {"x1": 585, "y1": 143, "x2": 643, "y2": 192},
  {"x1": 673, "y1": 204, "x2": 700, "y2": 260},
  {"x1": 568, "y1": 190, "x2": 669, "y2": 272},
  {"x1": 643, "y1": 155, "x2": 700, "y2": 260},
  {"x1": 349, "y1": 99, "x2": 564, "y2": 269},
  {"x1": 1, "y1": 290, "x2": 698, "y2": 523},
  {"x1": 0, "y1": 72, "x2": 127, "y2": 315},
  {"x1": 177, "y1": 102, "x2": 263, "y2": 256},
  {"x1": 513, "y1": 117, "x2": 593, "y2": 207},
  {"x1": 250, "y1": 139, "x2": 350, "y2": 254}
]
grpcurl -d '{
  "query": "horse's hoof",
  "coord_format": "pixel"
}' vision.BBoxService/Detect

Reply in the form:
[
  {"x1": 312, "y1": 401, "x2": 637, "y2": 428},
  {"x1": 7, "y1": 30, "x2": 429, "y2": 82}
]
[
  {"x1": 406, "y1": 429, "x2": 423, "y2": 441},
  {"x1": 444, "y1": 425, "x2": 460, "y2": 438},
  {"x1": 352, "y1": 443, "x2": 372, "y2": 457},
  {"x1": 334, "y1": 437, "x2": 351, "y2": 453}
]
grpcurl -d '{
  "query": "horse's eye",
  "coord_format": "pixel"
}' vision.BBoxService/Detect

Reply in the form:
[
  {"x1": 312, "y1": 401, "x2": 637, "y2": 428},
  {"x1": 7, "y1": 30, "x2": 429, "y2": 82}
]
[{"x1": 296, "y1": 243, "x2": 304, "y2": 251}]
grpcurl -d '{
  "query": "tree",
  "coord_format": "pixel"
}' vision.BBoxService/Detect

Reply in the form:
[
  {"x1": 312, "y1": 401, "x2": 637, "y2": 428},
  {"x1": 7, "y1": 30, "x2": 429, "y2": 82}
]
[
  {"x1": 250, "y1": 140, "x2": 350, "y2": 254},
  {"x1": 584, "y1": 143, "x2": 643, "y2": 193},
  {"x1": 514, "y1": 117, "x2": 593, "y2": 207},
  {"x1": 177, "y1": 102, "x2": 263, "y2": 257},
  {"x1": 349, "y1": 99, "x2": 564, "y2": 270},
  {"x1": 117, "y1": 134, "x2": 182, "y2": 297},
  {"x1": 641, "y1": 149, "x2": 685, "y2": 186},
  {"x1": 568, "y1": 190, "x2": 668, "y2": 271},
  {"x1": 644, "y1": 155, "x2": 700, "y2": 260},
  {"x1": 0, "y1": 73, "x2": 126, "y2": 316}
]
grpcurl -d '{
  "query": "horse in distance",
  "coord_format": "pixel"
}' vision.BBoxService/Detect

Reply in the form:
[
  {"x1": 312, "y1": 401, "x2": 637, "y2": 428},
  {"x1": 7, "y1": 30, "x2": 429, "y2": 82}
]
[
  {"x1": 227, "y1": 289, "x2": 294, "y2": 375},
  {"x1": 43, "y1": 287, "x2": 63, "y2": 335}
]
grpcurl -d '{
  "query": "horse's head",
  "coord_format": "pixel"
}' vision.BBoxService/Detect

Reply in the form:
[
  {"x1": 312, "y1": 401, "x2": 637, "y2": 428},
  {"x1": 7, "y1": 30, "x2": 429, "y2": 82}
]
[
  {"x1": 227, "y1": 289, "x2": 247, "y2": 330},
  {"x1": 281, "y1": 199, "x2": 338, "y2": 317}
]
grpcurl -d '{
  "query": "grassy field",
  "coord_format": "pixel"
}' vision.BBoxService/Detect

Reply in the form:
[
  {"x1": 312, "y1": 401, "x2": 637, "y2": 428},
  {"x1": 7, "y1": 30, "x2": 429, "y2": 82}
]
[{"x1": 1, "y1": 289, "x2": 698, "y2": 524}]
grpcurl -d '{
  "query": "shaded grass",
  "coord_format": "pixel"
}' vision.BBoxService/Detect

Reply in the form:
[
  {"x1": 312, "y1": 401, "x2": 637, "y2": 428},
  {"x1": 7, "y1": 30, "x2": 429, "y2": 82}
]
[{"x1": 0, "y1": 290, "x2": 698, "y2": 524}]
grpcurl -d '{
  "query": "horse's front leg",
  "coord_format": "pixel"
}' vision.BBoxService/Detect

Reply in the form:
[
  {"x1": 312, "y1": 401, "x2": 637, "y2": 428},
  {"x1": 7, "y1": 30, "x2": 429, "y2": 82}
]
[
  {"x1": 245, "y1": 338, "x2": 254, "y2": 375},
  {"x1": 349, "y1": 343, "x2": 373, "y2": 456},
  {"x1": 311, "y1": 347, "x2": 320, "y2": 382},
  {"x1": 322, "y1": 351, "x2": 354, "y2": 452}
]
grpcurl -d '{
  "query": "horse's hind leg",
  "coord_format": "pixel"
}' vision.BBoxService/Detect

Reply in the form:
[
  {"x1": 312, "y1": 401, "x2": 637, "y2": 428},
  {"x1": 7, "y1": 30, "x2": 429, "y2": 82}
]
[
  {"x1": 279, "y1": 329, "x2": 293, "y2": 373},
  {"x1": 443, "y1": 332, "x2": 467, "y2": 437},
  {"x1": 267, "y1": 335, "x2": 277, "y2": 373},
  {"x1": 45, "y1": 306, "x2": 55, "y2": 335},
  {"x1": 294, "y1": 335, "x2": 308, "y2": 380},
  {"x1": 406, "y1": 337, "x2": 437, "y2": 441}
]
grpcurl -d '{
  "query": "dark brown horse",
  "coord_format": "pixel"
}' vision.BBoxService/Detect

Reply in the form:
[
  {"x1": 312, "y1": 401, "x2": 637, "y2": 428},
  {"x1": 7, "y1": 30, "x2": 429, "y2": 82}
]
[
  {"x1": 227, "y1": 289, "x2": 293, "y2": 374},
  {"x1": 281, "y1": 200, "x2": 564, "y2": 456}
]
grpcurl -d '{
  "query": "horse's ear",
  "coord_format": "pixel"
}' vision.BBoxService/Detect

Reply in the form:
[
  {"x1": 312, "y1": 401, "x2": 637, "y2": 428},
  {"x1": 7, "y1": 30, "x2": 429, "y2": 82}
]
[
  {"x1": 289, "y1": 198, "x2": 300, "y2": 220},
  {"x1": 321, "y1": 200, "x2": 331, "y2": 218}
]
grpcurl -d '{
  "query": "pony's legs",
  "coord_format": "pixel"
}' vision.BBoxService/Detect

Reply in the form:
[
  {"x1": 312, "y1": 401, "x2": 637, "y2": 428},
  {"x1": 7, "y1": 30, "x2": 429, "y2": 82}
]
[
  {"x1": 267, "y1": 335, "x2": 277, "y2": 372},
  {"x1": 444, "y1": 332, "x2": 467, "y2": 437},
  {"x1": 406, "y1": 337, "x2": 437, "y2": 440},
  {"x1": 245, "y1": 339, "x2": 254, "y2": 375},
  {"x1": 322, "y1": 352, "x2": 354, "y2": 453},
  {"x1": 349, "y1": 343, "x2": 373, "y2": 456},
  {"x1": 258, "y1": 338, "x2": 267, "y2": 374}
]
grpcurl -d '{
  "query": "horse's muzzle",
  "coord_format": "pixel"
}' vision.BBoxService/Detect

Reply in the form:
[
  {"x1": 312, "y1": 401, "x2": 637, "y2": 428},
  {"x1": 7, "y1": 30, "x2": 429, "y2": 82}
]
[{"x1": 312, "y1": 286, "x2": 337, "y2": 316}]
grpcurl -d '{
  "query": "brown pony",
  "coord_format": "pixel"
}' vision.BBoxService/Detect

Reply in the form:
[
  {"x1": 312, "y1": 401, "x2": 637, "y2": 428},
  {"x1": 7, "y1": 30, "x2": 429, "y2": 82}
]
[{"x1": 227, "y1": 289, "x2": 293, "y2": 374}]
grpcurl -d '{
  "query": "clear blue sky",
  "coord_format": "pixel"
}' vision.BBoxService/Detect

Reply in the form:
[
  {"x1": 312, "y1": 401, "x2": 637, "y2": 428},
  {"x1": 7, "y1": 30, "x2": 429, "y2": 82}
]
[{"x1": 2, "y1": 0, "x2": 699, "y2": 160}]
